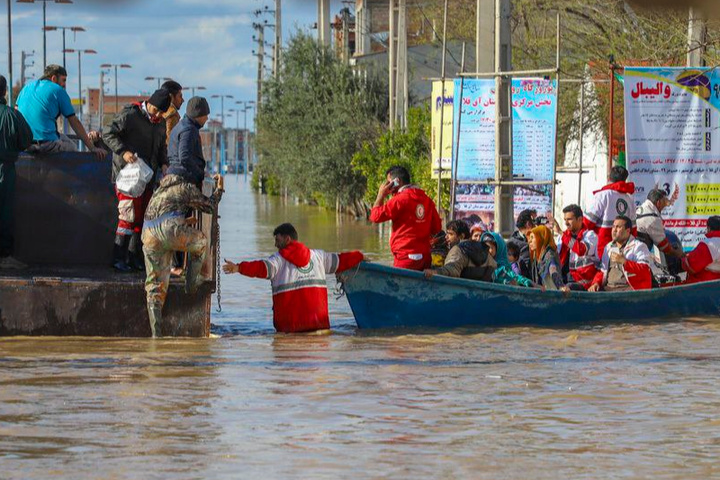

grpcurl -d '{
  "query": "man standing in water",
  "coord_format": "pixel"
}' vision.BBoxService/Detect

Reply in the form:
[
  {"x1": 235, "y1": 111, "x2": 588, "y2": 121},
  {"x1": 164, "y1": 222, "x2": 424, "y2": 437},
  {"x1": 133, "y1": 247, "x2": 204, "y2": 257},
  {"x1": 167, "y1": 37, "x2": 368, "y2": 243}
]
[
  {"x1": 222, "y1": 223, "x2": 364, "y2": 333},
  {"x1": 370, "y1": 166, "x2": 441, "y2": 270}
]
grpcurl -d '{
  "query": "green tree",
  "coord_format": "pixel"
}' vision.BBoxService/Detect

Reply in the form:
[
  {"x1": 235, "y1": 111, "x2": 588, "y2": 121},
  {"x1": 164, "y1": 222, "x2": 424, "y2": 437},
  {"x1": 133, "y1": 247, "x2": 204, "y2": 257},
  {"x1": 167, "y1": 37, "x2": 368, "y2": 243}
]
[
  {"x1": 352, "y1": 106, "x2": 451, "y2": 214},
  {"x1": 255, "y1": 32, "x2": 387, "y2": 212}
]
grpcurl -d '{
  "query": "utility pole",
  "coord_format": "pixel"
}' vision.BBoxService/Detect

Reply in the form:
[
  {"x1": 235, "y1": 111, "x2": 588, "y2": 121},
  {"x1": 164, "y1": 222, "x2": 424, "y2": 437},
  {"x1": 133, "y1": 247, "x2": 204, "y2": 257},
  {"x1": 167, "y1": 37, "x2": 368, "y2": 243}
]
[
  {"x1": 317, "y1": 0, "x2": 330, "y2": 47},
  {"x1": 476, "y1": 0, "x2": 495, "y2": 71},
  {"x1": 7, "y1": 0, "x2": 13, "y2": 107},
  {"x1": 388, "y1": 0, "x2": 408, "y2": 130},
  {"x1": 99, "y1": 69, "x2": 104, "y2": 131},
  {"x1": 687, "y1": 7, "x2": 707, "y2": 66},
  {"x1": 21, "y1": 51, "x2": 35, "y2": 90},
  {"x1": 274, "y1": 0, "x2": 281, "y2": 77},
  {"x1": 253, "y1": 23, "x2": 265, "y2": 108},
  {"x1": 342, "y1": 7, "x2": 350, "y2": 64},
  {"x1": 493, "y1": 0, "x2": 514, "y2": 237}
]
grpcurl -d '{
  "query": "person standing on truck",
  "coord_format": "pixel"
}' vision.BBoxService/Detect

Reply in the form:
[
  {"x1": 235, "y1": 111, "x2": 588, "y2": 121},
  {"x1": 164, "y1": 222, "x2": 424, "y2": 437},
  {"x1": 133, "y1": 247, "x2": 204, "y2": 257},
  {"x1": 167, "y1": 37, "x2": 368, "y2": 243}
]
[
  {"x1": 103, "y1": 88, "x2": 171, "y2": 272},
  {"x1": 0, "y1": 75, "x2": 33, "y2": 270},
  {"x1": 162, "y1": 80, "x2": 184, "y2": 145}
]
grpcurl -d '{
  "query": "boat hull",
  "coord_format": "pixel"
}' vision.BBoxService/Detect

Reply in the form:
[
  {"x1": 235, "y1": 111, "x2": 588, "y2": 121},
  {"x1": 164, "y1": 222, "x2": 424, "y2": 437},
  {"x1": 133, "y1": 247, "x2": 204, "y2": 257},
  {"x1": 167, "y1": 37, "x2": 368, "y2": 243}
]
[{"x1": 339, "y1": 263, "x2": 720, "y2": 330}]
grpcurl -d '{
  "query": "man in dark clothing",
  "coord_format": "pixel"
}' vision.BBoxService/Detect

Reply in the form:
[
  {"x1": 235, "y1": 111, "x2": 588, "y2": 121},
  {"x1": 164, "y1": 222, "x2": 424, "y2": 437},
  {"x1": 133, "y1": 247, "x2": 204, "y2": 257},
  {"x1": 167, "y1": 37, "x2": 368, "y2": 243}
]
[
  {"x1": 0, "y1": 75, "x2": 33, "y2": 270},
  {"x1": 167, "y1": 96, "x2": 209, "y2": 187},
  {"x1": 103, "y1": 88, "x2": 171, "y2": 272},
  {"x1": 508, "y1": 209, "x2": 535, "y2": 278}
]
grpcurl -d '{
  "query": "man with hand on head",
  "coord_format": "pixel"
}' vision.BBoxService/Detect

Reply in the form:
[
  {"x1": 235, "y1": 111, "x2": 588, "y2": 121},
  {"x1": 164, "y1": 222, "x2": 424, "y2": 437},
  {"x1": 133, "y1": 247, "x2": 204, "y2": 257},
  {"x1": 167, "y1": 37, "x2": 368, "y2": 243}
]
[{"x1": 370, "y1": 165, "x2": 441, "y2": 270}]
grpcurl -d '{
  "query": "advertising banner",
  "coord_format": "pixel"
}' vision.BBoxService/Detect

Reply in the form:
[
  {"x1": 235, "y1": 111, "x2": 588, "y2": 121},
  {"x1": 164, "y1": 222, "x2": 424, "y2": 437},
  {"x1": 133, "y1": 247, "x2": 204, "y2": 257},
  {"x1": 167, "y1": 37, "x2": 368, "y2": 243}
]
[
  {"x1": 625, "y1": 67, "x2": 720, "y2": 248},
  {"x1": 451, "y1": 78, "x2": 557, "y2": 226},
  {"x1": 431, "y1": 80, "x2": 454, "y2": 179}
]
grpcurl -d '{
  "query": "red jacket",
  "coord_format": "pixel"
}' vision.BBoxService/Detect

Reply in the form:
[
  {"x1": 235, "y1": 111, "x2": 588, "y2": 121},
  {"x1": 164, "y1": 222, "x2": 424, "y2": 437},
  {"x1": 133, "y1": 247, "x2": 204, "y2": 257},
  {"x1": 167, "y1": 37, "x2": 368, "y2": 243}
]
[
  {"x1": 682, "y1": 231, "x2": 720, "y2": 284},
  {"x1": 558, "y1": 227, "x2": 600, "y2": 288},
  {"x1": 583, "y1": 181, "x2": 637, "y2": 258},
  {"x1": 236, "y1": 241, "x2": 364, "y2": 333},
  {"x1": 370, "y1": 186, "x2": 442, "y2": 264}
]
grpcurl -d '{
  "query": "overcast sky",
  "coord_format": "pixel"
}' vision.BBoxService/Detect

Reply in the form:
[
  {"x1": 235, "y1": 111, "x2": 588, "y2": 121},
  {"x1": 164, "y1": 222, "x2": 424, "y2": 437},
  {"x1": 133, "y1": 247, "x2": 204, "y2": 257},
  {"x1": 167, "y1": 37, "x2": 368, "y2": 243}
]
[{"x1": 2, "y1": 0, "x2": 343, "y2": 117}]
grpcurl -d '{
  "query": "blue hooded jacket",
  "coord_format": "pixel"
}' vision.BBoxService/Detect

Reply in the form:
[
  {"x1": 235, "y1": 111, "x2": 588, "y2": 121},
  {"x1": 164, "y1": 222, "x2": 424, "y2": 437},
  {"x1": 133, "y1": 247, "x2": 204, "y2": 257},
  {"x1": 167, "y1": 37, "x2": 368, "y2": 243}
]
[
  {"x1": 481, "y1": 232, "x2": 533, "y2": 287},
  {"x1": 167, "y1": 115, "x2": 206, "y2": 186}
]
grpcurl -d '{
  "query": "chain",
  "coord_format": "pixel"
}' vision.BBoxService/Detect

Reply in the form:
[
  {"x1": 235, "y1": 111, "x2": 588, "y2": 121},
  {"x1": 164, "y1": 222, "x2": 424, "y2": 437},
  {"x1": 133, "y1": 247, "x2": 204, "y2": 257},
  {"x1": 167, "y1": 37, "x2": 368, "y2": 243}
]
[{"x1": 214, "y1": 203, "x2": 222, "y2": 313}]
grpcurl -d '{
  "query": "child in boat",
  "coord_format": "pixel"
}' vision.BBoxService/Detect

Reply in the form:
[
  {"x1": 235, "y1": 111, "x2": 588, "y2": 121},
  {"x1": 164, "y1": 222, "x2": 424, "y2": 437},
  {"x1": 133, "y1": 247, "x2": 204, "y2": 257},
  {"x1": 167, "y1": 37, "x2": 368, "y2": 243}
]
[
  {"x1": 481, "y1": 232, "x2": 535, "y2": 287},
  {"x1": 507, "y1": 242, "x2": 522, "y2": 276}
]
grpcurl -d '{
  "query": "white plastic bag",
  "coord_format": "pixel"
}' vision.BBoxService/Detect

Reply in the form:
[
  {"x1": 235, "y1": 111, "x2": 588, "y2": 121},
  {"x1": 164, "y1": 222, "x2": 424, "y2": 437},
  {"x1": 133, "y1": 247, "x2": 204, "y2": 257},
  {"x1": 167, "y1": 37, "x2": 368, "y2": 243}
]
[{"x1": 116, "y1": 157, "x2": 154, "y2": 197}]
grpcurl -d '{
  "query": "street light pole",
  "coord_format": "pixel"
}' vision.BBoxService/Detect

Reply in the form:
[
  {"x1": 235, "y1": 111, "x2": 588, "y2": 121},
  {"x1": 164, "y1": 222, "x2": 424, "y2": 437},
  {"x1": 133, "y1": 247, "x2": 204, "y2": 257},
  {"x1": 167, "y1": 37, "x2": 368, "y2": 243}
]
[
  {"x1": 16, "y1": 0, "x2": 74, "y2": 69},
  {"x1": 65, "y1": 48, "x2": 96, "y2": 124},
  {"x1": 186, "y1": 86, "x2": 206, "y2": 97},
  {"x1": 7, "y1": 0, "x2": 13, "y2": 106},
  {"x1": 100, "y1": 63, "x2": 132, "y2": 114}
]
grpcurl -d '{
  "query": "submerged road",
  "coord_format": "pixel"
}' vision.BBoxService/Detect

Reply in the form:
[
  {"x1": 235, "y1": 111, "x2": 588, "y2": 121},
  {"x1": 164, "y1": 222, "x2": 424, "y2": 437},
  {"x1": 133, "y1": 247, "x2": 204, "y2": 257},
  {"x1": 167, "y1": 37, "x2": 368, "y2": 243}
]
[{"x1": 1, "y1": 179, "x2": 720, "y2": 479}]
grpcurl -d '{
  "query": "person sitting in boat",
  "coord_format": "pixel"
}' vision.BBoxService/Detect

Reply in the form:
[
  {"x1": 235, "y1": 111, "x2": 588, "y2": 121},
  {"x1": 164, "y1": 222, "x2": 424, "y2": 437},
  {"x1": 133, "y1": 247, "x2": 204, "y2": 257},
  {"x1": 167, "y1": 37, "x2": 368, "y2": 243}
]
[
  {"x1": 470, "y1": 223, "x2": 486, "y2": 241},
  {"x1": 549, "y1": 204, "x2": 600, "y2": 291},
  {"x1": 636, "y1": 189, "x2": 684, "y2": 260},
  {"x1": 423, "y1": 220, "x2": 495, "y2": 281},
  {"x1": 681, "y1": 216, "x2": 720, "y2": 284},
  {"x1": 588, "y1": 215, "x2": 652, "y2": 292},
  {"x1": 507, "y1": 242, "x2": 522, "y2": 276},
  {"x1": 528, "y1": 225, "x2": 569, "y2": 292},
  {"x1": 480, "y1": 232, "x2": 535, "y2": 287},
  {"x1": 508, "y1": 209, "x2": 535, "y2": 278},
  {"x1": 583, "y1": 165, "x2": 637, "y2": 258},
  {"x1": 370, "y1": 165, "x2": 442, "y2": 271},
  {"x1": 222, "y1": 223, "x2": 364, "y2": 334}
]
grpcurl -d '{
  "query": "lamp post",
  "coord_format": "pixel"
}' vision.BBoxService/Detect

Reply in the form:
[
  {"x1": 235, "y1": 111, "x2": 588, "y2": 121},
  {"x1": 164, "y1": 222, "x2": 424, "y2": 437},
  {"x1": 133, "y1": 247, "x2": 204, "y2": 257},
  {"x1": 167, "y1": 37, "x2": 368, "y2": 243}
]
[
  {"x1": 144, "y1": 76, "x2": 171, "y2": 89},
  {"x1": 45, "y1": 25, "x2": 84, "y2": 68},
  {"x1": 16, "y1": 0, "x2": 73, "y2": 69},
  {"x1": 236, "y1": 100, "x2": 255, "y2": 181},
  {"x1": 63, "y1": 48, "x2": 95, "y2": 124},
  {"x1": 100, "y1": 63, "x2": 131, "y2": 114},
  {"x1": 210, "y1": 94, "x2": 233, "y2": 128},
  {"x1": 7, "y1": 0, "x2": 13, "y2": 106},
  {"x1": 185, "y1": 85, "x2": 206, "y2": 97}
]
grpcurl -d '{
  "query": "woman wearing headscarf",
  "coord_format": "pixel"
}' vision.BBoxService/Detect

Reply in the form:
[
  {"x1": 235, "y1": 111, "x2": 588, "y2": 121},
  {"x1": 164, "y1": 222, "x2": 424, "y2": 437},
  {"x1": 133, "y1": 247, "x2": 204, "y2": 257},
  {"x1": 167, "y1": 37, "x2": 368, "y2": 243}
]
[
  {"x1": 481, "y1": 232, "x2": 535, "y2": 287},
  {"x1": 529, "y1": 225, "x2": 568, "y2": 291}
]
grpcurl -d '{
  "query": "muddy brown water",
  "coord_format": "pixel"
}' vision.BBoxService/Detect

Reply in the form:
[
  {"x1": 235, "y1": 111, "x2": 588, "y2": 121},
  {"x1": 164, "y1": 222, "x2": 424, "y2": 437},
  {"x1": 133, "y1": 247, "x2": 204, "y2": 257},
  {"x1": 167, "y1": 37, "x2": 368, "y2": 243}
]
[{"x1": 2, "y1": 179, "x2": 720, "y2": 479}]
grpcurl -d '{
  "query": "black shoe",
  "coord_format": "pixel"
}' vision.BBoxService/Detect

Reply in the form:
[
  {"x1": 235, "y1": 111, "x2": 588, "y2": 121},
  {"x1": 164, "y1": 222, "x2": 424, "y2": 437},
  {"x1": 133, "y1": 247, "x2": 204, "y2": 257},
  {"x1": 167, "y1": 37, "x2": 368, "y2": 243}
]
[
  {"x1": 128, "y1": 232, "x2": 146, "y2": 272},
  {"x1": 113, "y1": 234, "x2": 132, "y2": 272},
  {"x1": 113, "y1": 260, "x2": 133, "y2": 272}
]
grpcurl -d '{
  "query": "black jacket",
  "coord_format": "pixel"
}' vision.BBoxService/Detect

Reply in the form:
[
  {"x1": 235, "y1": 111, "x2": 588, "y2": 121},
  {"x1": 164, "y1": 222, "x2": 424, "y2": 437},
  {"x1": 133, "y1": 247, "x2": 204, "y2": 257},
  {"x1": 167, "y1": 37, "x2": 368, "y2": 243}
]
[
  {"x1": 508, "y1": 230, "x2": 532, "y2": 279},
  {"x1": 167, "y1": 115, "x2": 206, "y2": 186},
  {"x1": 0, "y1": 102, "x2": 33, "y2": 163},
  {"x1": 103, "y1": 103, "x2": 168, "y2": 182}
]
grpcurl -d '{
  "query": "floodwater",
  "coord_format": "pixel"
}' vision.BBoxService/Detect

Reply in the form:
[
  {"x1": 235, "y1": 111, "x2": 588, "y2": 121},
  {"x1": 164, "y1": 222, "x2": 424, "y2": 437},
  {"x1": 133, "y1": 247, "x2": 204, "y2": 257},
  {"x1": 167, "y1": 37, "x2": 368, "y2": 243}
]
[{"x1": 2, "y1": 180, "x2": 720, "y2": 479}]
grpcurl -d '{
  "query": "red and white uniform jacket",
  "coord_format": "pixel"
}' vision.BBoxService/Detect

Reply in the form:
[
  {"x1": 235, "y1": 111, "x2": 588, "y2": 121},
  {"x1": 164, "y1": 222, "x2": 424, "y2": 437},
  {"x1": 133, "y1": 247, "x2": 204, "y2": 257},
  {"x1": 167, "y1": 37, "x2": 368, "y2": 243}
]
[
  {"x1": 583, "y1": 181, "x2": 637, "y2": 258},
  {"x1": 682, "y1": 231, "x2": 720, "y2": 284},
  {"x1": 592, "y1": 236, "x2": 652, "y2": 291},
  {"x1": 236, "y1": 241, "x2": 364, "y2": 333},
  {"x1": 370, "y1": 185, "x2": 442, "y2": 270},
  {"x1": 636, "y1": 199, "x2": 672, "y2": 254},
  {"x1": 557, "y1": 227, "x2": 600, "y2": 288}
]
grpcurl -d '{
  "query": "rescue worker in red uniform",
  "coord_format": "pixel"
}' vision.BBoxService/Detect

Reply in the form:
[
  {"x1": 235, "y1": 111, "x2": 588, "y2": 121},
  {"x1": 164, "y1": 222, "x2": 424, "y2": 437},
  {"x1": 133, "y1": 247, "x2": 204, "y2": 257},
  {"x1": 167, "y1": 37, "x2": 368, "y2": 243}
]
[
  {"x1": 222, "y1": 223, "x2": 364, "y2": 333},
  {"x1": 584, "y1": 165, "x2": 637, "y2": 259},
  {"x1": 369, "y1": 166, "x2": 442, "y2": 270},
  {"x1": 682, "y1": 216, "x2": 720, "y2": 284}
]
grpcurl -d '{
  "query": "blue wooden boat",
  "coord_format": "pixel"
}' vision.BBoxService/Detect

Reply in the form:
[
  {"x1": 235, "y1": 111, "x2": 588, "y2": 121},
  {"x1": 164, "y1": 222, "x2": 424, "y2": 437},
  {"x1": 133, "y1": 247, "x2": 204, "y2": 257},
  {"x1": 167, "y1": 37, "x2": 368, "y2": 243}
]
[{"x1": 338, "y1": 262, "x2": 720, "y2": 330}]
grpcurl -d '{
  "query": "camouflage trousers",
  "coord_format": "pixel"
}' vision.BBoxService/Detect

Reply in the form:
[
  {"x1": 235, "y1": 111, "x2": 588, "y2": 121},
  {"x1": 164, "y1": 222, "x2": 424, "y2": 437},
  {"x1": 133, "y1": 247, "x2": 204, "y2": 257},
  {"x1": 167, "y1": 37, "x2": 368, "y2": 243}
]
[{"x1": 142, "y1": 217, "x2": 208, "y2": 310}]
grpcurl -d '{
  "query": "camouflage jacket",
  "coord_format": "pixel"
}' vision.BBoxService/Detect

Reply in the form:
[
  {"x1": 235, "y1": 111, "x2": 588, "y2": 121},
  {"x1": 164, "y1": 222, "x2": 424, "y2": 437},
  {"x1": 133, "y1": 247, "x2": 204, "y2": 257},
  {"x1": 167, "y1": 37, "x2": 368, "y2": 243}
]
[{"x1": 145, "y1": 174, "x2": 217, "y2": 222}]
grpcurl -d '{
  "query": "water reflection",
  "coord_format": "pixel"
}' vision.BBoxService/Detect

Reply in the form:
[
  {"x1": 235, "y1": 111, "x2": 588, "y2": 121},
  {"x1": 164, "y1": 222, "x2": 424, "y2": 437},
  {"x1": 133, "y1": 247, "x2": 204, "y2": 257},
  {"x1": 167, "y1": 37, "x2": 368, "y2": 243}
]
[{"x1": 2, "y1": 181, "x2": 720, "y2": 479}]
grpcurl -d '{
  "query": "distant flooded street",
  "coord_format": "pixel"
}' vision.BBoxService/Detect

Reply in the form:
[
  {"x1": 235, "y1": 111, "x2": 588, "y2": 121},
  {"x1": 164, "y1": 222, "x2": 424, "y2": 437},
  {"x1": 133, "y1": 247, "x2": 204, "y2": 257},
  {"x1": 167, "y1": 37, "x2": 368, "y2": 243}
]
[{"x1": 2, "y1": 180, "x2": 720, "y2": 479}]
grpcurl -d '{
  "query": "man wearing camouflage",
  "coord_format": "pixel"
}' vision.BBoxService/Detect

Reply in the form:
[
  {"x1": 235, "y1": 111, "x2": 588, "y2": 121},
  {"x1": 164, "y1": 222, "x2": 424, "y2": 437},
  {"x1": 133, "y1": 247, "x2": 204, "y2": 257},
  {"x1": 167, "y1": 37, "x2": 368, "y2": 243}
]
[{"x1": 142, "y1": 173, "x2": 222, "y2": 337}]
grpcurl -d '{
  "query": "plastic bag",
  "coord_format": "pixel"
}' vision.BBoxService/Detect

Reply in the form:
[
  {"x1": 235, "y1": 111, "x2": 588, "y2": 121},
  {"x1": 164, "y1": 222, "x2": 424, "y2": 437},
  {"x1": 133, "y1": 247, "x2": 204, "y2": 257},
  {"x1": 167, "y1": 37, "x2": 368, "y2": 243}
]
[{"x1": 116, "y1": 157, "x2": 154, "y2": 197}]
